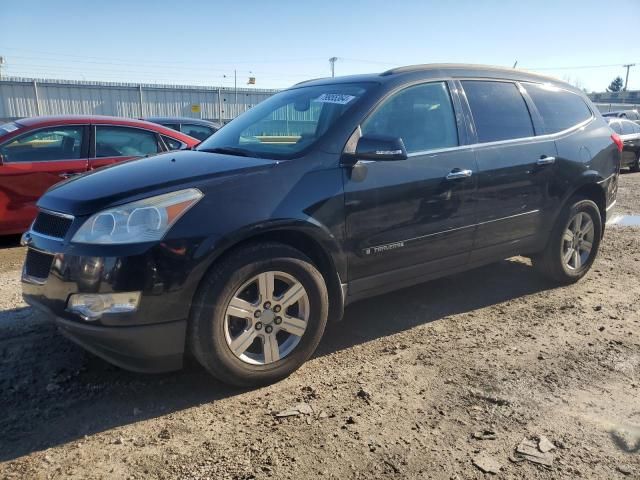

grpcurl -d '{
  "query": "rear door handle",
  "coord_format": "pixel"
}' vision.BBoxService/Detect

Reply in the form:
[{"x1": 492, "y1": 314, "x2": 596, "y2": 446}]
[
  {"x1": 537, "y1": 156, "x2": 556, "y2": 166},
  {"x1": 59, "y1": 172, "x2": 80, "y2": 179},
  {"x1": 446, "y1": 169, "x2": 473, "y2": 180}
]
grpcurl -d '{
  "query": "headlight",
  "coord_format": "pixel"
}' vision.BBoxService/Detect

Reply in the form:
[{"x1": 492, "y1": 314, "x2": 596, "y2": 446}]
[{"x1": 72, "y1": 188, "x2": 203, "y2": 244}]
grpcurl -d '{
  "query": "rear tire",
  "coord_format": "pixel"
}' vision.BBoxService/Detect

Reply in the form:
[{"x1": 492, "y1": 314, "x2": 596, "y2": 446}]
[
  {"x1": 189, "y1": 242, "x2": 328, "y2": 387},
  {"x1": 532, "y1": 197, "x2": 602, "y2": 284}
]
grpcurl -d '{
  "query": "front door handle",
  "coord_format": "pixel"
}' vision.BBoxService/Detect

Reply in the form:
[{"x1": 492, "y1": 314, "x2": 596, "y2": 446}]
[
  {"x1": 446, "y1": 169, "x2": 473, "y2": 180},
  {"x1": 537, "y1": 156, "x2": 556, "y2": 166}
]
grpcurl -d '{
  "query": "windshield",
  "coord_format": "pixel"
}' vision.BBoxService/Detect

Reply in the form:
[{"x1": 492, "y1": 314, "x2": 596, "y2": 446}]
[{"x1": 197, "y1": 82, "x2": 371, "y2": 159}]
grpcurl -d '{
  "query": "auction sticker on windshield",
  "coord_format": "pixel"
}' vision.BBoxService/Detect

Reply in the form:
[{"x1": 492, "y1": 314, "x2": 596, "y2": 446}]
[{"x1": 315, "y1": 93, "x2": 356, "y2": 104}]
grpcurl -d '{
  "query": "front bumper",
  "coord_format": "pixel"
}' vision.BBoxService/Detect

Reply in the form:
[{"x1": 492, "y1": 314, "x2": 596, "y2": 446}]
[
  {"x1": 25, "y1": 296, "x2": 186, "y2": 372},
  {"x1": 20, "y1": 232, "x2": 207, "y2": 373}
]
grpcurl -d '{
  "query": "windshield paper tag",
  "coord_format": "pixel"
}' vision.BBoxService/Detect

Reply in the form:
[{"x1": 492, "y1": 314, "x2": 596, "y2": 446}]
[{"x1": 315, "y1": 93, "x2": 356, "y2": 105}]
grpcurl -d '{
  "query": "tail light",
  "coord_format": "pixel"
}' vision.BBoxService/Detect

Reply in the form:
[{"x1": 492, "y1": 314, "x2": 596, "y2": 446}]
[{"x1": 611, "y1": 133, "x2": 623, "y2": 153}]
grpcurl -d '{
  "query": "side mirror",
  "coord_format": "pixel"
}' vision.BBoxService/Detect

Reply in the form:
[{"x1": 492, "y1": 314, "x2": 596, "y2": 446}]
[{"x1": 354, "y1": 134, "x2": 408, "y2": 161}]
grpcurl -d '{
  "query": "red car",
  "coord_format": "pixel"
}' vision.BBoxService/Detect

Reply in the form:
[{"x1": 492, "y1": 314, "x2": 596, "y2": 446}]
[{"x1": 0, "y1": 115, "x2": 199, "y2": 235}]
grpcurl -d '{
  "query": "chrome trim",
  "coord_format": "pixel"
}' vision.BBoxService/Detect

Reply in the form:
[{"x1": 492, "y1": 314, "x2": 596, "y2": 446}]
[
  {"x1": 597, "y1": 173, "x2": 616, "y2": 184},
  {"x1": 446, "y1": 169, "x2": 473, "y2": 180},
  {"x1": 29, "y1": 230, "x2": 69, "y2": 242},
  {"x1": 38, "y1": 208, "x2": 75, "y2": 220},
  {"x1": 365, "y1": 210, "x2": 540, "y2": 252},
  {"x1": 406, "y1": 116, "x2": 594, "y2": 158},
  {"x1": 606, "y1": 199, "x2": 617, "y2": 211}
]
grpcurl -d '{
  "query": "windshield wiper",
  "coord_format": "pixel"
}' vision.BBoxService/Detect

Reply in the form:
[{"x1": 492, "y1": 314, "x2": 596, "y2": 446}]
[{"x1": 198, "y1": 146, "x2": 254, "y2": 157}]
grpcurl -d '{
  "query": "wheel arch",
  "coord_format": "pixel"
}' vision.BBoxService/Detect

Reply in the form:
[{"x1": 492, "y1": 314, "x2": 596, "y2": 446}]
[
  {"x1": 567, "y1": 180, "x2": 607, "y2": 237},
  {"x1": 196, "y1": 221, "x2": 346, "y2": 323}
]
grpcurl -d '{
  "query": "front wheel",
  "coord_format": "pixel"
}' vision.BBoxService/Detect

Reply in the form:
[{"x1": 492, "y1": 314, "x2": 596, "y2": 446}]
[
  {"x1": 630, "y1": 152, "x2": 640, "y2": 172},
  {"x1": 532, "y1": 197, "x2": 602, "y2": 284},
  {"x1": 189, "y1": 243, "x2": 328, "y2": 387}
]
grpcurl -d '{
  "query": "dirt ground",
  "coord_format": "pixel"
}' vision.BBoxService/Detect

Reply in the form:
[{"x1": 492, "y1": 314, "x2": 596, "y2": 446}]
[{"x1": 1, "y1": 173, "x2": 639, "y2": 480}]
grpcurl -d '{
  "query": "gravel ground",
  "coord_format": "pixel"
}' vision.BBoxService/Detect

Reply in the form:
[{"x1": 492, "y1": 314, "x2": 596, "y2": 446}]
[{"x1": 1, "y1": 172, "x2": 639, "y2": 479}]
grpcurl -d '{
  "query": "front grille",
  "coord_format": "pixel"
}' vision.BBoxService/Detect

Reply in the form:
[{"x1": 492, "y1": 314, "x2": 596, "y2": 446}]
[
  {"x1": 25, "y1": 249, "x2": 54, "y2": 279},
  {"x1": 32, "y1": 211, "x2": 73, "y2": 239}
]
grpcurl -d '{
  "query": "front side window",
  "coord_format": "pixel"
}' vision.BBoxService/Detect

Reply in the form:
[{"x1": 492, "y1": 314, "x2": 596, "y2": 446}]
[
  {"x1": 0, "y1": 126, "x2": 83, "y2": 162},
  {"x1": 361, "y1": 82, "x2": 458, "y2": 153},
  {"x1": 95, "y1": 126, "x2": 160, "y2": 158},
  {"x1": 462, "y1": 80, "x2": 534, "y2": 142},
  {"x1": 181, "y1": 124, "x2": 214, "y2": 141},
  {"x1": 524, "y1": 83, "x2": 592, "y2": 134},
  {"x1": 197, "y1": 82, "x2": 371, "y2": 159}
]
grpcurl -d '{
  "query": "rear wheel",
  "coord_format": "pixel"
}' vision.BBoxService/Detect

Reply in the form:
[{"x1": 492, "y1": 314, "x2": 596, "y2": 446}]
[
  {"x1": 532, "y1": 197, "x2": 602, "y2": 284},
  {"x1": 189, "y1": 243, "x2": 328, "y2": 387}
]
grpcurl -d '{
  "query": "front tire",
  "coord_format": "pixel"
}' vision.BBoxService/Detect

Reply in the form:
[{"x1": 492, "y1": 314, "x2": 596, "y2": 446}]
[
  {"x1": 532, "y1": 197, "x2": 602, "y2": 284},
  {"x1": 189, "y1": 243, "x2": 328, "y2": 387},
  {"x1": 630, "y1": 152, "x2": 640, "y2": 172}
]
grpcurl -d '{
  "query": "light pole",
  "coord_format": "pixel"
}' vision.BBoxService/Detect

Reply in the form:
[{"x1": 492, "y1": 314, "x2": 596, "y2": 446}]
[
  {"x1": 623, "y1": 64, "x2": 635, "y2": 91},
  {"x1": 329, "y1": 57, "x2": 338, "y2": 77}
]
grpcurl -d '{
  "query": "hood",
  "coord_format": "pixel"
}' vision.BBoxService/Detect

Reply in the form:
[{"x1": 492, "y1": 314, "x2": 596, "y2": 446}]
[{"x1": 38, "y1": 150, "x2": 276, "y2": 216}]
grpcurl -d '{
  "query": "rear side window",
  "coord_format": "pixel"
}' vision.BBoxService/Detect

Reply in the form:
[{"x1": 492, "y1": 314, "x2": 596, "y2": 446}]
[
  {"x1": 524, "y1": 83, "x2": 592, "y2": 134},
  {"x1": 462, "y1": 81, "x2": 534, "y2": 142},
  {"x1": 362, "y1": 81, "x2": 458, "y2": 153},
  {"x1": 621, "y1": 121, "x2": 637, "y2": 135},
  {"x1": 95, "y1": 127, "x2": 160, "y2": 158},
  {"x1": 0, "y1": 126, "x2": 84, "y2": 162},
  {"x1": 609, "y1": 121, "x2": 622, "y2": 134},
  {"x1": 181, "y1": 124, "x2": 214, "y2": 141}
]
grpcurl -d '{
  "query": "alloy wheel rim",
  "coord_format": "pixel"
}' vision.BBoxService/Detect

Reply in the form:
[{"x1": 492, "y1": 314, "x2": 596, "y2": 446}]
[
  {"x1": 223, "y1": 271, "x2": 309, "y2": 365},
  {"x1": 562, "y1": 212, "x2": 595, "y2": 271}
]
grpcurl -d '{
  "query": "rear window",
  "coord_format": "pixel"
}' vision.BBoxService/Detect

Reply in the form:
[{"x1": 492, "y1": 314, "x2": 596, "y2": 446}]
[
  {"x1": 524, "y1": 83, "x2": 592, "y2": 133},
  {"x1": 0, "y1": 122, "x2": 19, "y2": 136},
  {"x1": 462, "y1": 81, "x2": 534, "y2": 142}
]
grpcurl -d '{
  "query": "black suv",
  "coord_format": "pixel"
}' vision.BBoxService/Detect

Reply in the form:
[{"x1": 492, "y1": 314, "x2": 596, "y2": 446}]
[{"x1": 22, "y1": 64, "x2": 620, "y2": 386}]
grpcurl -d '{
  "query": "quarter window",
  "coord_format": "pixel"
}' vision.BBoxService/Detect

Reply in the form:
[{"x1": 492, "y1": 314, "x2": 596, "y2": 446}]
[
  {"x1": 95, "y1": 127, "x2": 160, "y2": 158},
  {"x1": 0, "y1": 126, "x2": 84, "y2": 162},
  {"x1": 524, "y1": 83, "x2": 592, "y2": 133},
  {"x1": 362, "y1": 82, "x2": 458, "y2": 153},
  {"x1": 462, "y1": 81, "x2": 534, "y2": 142},
  {"x1": 162, "y1": 135, "x2": 185, "y2": 151}
]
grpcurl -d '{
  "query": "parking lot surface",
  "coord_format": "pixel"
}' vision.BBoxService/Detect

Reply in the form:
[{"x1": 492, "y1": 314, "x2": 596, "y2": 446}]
[{"x1": 1, "y1": 173, "x2": 639, "y2": 479}]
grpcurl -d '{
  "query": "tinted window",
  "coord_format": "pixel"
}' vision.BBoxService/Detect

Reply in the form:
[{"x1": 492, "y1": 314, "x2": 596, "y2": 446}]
[
  {"x1": 621, "y1": 121, "x2": 636, "y2": 135},
  {"x1": 0, "y1": 126, "x2": 83, "y2": 162},
  {"x1": 95, "y1": 127, "x2": 159, "y2": 158},
  {"x1": 181, "y1": 124, "x2": 214, "y2": 141},
  {"x1": 609, "y1": 121, "x2": 622, "y2": 134},
  {"x1": 362, "y1": 82, "x2": 458, "y2": 153},
  {"x1": 162, "y1": 135, "x2": 185, "y2": 150},
  {"x1": 524, "y1": 83, "x2": 592, "y2": 133},
  {"x1": 462, "y1": 81, "x2": 534, "y2": 142}
]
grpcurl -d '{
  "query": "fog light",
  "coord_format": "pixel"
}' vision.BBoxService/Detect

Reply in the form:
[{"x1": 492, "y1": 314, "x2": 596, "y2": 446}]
[{"x1": 67, "y1": 292, "x2": 141, "y2": 321}]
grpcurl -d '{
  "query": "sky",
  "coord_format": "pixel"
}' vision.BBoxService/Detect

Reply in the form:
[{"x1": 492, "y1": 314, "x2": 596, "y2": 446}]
[{"x1": 1, "y1": 0, "x2": 639, "y2": 92}]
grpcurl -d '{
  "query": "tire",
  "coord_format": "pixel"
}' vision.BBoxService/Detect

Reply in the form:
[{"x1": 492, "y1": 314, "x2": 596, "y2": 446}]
[
  {"x1": 532, "y1": 197, "x2": 602, "y2": 284},
  {"x1": 189, "y1": 242, "x2": 329, "y2": 387},
  {"x1": 630, "y1": 152, "x2": 640, "y2": 172}
]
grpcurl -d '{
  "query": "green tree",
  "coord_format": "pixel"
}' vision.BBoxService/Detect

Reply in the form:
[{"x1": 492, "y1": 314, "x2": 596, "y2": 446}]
[{"x1": 607, "y1": 76, "x2": 624, "y2": 92}]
